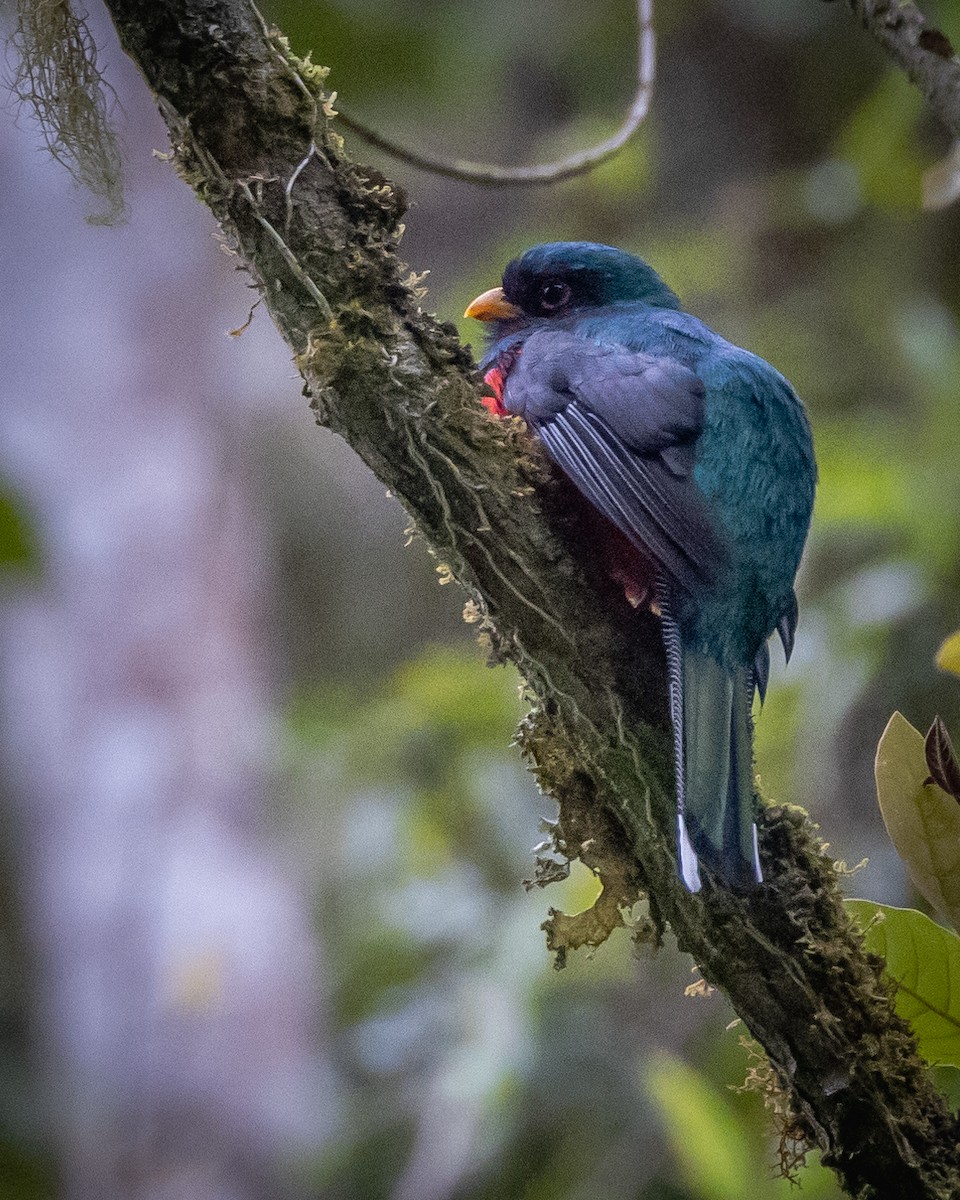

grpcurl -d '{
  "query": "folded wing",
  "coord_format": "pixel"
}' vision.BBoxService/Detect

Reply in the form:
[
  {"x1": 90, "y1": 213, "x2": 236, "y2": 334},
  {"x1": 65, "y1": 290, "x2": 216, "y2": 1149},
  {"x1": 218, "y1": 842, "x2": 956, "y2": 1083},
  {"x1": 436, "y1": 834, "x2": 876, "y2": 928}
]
[{"x1": 503, "y1": 329, "x2": 726, "y2": 594}]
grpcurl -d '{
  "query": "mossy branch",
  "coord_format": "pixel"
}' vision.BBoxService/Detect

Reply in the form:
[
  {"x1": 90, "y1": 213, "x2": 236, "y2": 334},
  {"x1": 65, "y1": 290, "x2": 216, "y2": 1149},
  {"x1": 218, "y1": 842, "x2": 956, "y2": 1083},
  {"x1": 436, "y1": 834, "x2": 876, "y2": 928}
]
[{"x1": 71, "y1": 2, "x2": 960, "y2": 1195}]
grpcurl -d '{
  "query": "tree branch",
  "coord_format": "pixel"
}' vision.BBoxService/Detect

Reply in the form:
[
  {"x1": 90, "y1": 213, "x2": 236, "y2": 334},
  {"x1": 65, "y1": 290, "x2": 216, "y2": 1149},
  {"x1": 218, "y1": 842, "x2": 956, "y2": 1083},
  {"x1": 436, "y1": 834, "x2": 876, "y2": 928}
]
[
  {"x1": 844, "y1": 0, "x2": 960, "y2": 138},
  {"x1": 334, "y1": 0, "x2": 654, "y2": 186},
  {"x1": 92, "y1": 2, "x2": 960, "y2": 1196}
]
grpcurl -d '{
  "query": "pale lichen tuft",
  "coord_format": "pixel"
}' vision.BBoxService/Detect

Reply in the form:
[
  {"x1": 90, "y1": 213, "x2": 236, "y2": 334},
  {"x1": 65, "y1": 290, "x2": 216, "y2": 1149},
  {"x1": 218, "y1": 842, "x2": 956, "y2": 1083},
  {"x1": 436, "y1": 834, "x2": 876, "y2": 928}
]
[{"x1": 12, "y1": 0, "x2": 125, "y2": 224}]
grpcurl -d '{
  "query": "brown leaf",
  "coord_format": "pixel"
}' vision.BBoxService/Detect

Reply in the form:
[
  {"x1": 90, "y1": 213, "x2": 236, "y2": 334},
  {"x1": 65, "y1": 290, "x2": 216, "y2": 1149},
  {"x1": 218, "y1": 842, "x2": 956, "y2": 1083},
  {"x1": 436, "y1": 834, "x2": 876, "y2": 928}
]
[{"x1": 925, "y1": 716, "x2": 960, "y2": 802}]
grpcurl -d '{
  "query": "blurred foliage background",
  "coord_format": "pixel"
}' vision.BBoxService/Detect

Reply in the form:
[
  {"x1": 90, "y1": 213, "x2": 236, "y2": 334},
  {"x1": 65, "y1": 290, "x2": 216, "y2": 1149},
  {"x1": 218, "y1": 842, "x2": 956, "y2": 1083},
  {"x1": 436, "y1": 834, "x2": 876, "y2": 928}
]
[{"x1": 2, "y1": 0, "x2": 960, "y2": 1196}]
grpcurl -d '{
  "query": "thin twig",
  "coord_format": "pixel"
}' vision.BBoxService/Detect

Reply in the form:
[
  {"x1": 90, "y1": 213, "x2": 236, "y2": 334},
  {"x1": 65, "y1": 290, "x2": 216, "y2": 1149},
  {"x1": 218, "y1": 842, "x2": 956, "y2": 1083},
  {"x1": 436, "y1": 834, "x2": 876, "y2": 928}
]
[{"x1": 335, "y1": 0, "x2": 655, "y2": 186}]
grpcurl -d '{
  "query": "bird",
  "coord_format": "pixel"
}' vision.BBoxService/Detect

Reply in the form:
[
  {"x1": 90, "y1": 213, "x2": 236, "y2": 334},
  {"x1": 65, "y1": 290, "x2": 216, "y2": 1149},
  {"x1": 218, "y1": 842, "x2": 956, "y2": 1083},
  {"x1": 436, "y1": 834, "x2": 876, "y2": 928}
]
[{"x1": 464, "y1": 242, "x2": 815, "y2": 892}]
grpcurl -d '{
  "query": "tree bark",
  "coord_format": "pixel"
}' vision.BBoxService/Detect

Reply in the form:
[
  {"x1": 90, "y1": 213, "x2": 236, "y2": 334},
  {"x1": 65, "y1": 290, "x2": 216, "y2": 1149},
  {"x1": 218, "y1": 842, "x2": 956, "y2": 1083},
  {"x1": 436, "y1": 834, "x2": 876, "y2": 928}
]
[{"x1": 93, "y1": 2, "x2": 960, "y2": 1196}]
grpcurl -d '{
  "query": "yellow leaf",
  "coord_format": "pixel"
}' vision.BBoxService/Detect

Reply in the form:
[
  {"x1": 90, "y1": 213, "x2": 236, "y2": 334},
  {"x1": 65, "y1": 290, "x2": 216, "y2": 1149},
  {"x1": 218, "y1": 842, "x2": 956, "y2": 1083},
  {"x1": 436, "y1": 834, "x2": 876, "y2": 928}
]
[
  {"x1": 875, "y1": 713, "x2": 960, "y2": 932},
  {"x1": 936, "y1": 631, "x2": 960, "y2": 678}
]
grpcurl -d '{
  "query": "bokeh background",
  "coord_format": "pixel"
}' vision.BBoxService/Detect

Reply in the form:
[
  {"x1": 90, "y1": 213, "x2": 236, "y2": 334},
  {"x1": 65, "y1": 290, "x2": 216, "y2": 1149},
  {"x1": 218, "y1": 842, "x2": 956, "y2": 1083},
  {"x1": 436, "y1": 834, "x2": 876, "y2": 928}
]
[{"x1": 2, "y1": 0, "x2": 960, "y2": 1196}]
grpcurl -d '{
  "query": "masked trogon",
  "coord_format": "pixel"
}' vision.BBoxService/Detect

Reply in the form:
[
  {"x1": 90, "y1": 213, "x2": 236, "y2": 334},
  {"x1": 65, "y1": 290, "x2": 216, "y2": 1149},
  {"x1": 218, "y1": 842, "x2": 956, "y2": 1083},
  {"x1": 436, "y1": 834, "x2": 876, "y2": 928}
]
[{"x1": 465, "y1": 242, "x2": 816, "y2": 892}]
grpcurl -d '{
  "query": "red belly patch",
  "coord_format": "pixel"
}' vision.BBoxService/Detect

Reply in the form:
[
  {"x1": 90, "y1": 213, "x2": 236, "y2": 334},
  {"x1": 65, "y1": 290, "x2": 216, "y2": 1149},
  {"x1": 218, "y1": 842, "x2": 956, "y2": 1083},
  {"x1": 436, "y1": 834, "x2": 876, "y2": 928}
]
[{"x1": 481, "y1": 365, "x2": 508, "y2": 417}]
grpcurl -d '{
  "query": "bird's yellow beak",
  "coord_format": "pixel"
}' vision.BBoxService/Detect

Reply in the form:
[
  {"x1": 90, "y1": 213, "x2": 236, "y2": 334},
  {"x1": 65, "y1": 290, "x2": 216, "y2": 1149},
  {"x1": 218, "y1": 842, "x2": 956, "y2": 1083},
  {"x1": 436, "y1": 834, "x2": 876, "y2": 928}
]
[{"x1": 464, "y1": 286, "x2": 521, "y2": 322}]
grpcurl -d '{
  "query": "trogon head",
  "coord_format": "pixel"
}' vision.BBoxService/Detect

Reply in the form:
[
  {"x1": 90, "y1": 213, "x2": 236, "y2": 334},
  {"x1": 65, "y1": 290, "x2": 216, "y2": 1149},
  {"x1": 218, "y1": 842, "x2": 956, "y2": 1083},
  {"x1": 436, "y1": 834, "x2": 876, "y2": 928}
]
[{"x1": 465, "y1": 241, "x2": 681, "y2": 340}]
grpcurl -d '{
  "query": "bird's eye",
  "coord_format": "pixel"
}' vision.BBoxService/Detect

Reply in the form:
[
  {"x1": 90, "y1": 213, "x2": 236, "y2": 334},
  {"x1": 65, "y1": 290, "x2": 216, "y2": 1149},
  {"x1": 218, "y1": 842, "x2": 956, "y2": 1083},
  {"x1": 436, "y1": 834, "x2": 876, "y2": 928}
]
[{"x1": 538, "y1": 281, "x2": 571, "y2": 311}]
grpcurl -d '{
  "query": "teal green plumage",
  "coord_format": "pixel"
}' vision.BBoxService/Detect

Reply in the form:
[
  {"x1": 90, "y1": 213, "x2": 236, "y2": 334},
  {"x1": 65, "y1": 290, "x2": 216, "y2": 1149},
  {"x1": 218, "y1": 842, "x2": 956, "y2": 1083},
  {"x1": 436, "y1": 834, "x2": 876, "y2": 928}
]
[{"x1": 468, "y1": 242, "x2": 816, "y2": 890}]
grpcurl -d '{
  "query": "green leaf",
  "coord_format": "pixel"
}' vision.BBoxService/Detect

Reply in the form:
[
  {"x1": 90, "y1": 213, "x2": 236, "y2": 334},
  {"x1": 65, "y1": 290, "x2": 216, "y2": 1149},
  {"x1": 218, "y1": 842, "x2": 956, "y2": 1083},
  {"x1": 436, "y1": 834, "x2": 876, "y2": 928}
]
[
  {"x1": 644, "y1": 1051, "x2": 753, "y2": 1200},
  {"x1": 846, "y1": 900, "x2": 960, "y2": 1068},
  {"x1": 874, "y1": 712, "x2": 960, "y2": 931}
]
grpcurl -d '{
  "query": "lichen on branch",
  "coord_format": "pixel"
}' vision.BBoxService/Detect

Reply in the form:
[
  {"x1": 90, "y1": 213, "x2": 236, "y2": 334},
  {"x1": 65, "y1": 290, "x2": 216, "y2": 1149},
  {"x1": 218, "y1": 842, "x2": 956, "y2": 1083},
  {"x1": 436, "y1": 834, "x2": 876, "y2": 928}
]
[{"x1": 12, "y1": 0, "x2": 125, "y2": 224}]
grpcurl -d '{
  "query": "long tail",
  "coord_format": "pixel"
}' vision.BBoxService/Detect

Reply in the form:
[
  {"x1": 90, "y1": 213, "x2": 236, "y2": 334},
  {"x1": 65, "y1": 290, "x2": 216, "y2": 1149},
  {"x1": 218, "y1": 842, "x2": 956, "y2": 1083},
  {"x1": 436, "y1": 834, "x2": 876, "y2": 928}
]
[{"x1": 659, "y1": 596, "x2": 762, "y2": 892}]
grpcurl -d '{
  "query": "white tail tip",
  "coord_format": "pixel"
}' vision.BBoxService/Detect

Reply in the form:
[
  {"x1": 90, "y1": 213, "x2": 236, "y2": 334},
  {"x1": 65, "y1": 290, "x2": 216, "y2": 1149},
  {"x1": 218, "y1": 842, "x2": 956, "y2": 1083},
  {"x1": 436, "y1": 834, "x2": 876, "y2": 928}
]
[{"x1": 678, "y1": 814, "x2": 702, "y2": 893}]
